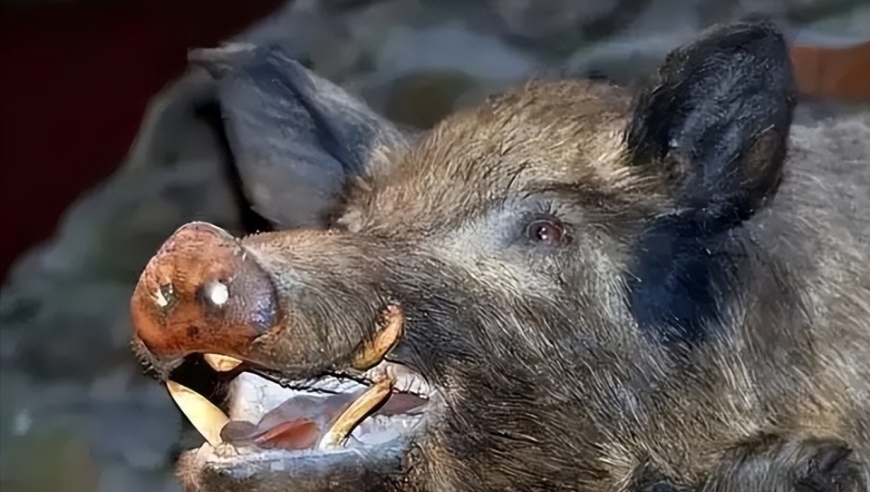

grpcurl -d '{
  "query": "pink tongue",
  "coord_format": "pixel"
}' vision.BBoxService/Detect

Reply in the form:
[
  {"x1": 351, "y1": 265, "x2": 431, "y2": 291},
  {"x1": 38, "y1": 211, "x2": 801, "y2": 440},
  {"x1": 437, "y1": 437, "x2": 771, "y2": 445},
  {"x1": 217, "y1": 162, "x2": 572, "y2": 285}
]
[
  {"x1": 219, "y1": 391, "x2": 428, "y2": 451},
  {"x1": 377, "y1": 393, "x2": 427, "y2": 416},
  {"x1": 221, "y1": 392, "x2": 361, "y2": 450}
]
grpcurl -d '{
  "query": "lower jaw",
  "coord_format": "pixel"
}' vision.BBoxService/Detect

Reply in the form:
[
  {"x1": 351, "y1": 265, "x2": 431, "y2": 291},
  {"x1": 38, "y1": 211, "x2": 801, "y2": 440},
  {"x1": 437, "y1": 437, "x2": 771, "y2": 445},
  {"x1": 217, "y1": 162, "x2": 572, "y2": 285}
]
[
  {"x1": 176, "y1": 441, "x2": 409, "y2": 492},
  {"x1": 181, "y1": 436, "x2": 409, "y2": 482}
]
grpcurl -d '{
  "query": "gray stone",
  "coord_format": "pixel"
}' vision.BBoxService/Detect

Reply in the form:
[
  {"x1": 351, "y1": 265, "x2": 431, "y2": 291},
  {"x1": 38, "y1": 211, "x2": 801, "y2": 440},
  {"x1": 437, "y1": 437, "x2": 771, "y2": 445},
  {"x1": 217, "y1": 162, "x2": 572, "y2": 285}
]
[
  {"x1": 488, "y1": 0, "x2": 627, "y2": 39},
  {"x1": 376, "y1": 23, "x2": 542, "y2": 82}
]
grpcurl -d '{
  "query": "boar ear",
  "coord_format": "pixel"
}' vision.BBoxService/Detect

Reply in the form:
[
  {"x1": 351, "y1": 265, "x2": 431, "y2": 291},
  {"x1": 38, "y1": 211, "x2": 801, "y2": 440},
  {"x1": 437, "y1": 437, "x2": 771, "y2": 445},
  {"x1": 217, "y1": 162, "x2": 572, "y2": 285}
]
[
  {"x1": 190, "y1": 44, "x2": 411, "y2": 230},
  {"x1": 625, "y1": 21, "x2": 797, "y2": 231},
  {"x1": 624, "y1": 22, "x2": 797, "y2": 347}
]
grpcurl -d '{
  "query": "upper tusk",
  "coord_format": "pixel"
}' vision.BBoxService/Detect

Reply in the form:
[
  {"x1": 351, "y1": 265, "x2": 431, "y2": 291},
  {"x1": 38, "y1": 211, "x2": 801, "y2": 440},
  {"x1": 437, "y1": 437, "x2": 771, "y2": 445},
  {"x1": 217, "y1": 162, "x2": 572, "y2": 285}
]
[
  {"x1": 203, "y1": 353, "x2": 244, "y2": 372},
  {"x1": 353, "y1": 305, "x2": 404, "y2": 370}
]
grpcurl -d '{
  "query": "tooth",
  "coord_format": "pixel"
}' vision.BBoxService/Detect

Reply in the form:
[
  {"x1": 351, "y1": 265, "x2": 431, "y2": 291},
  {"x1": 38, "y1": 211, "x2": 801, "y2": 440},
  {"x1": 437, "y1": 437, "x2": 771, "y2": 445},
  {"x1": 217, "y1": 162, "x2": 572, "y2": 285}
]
[
  {"x1": 203, "y1": 353, "x2": 243, "y2": 372},
  {"x1": 396, "y1": 375, "x2": 411, "y2": 394},
  {"x1": 165, "y1": 380, "x2": 229, "y2": 447},
  {"x1": 319, "y1": 378, "x2": 393, "y2": 449},
  {"x1": 353, "y1": 306, "x2": 404, "y2": 370}
]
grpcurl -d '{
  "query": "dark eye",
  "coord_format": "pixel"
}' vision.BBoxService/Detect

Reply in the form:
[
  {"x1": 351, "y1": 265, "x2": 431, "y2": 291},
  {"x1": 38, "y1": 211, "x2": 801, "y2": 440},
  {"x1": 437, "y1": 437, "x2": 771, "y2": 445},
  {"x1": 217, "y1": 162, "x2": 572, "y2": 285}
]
[{"x1": 527, "y1": 218, "x2": 565, "y2": 245}]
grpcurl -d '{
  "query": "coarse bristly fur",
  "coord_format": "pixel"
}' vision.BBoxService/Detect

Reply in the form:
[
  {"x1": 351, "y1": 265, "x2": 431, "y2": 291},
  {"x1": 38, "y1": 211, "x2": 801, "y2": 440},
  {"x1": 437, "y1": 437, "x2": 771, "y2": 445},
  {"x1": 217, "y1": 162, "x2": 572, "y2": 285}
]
[{"x1": 156, "y1": 20, "x2": 869, "y2": 492}]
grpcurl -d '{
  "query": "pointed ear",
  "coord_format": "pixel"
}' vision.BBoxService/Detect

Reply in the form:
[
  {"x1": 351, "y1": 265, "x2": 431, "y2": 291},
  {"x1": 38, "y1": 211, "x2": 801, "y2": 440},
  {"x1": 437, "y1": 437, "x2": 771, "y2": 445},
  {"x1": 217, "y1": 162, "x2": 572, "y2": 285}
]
[
  {"x1": 625, "y1": 21, "x2": 797, "y2": 233},
  {"x1": 624, "y1": 22, "x2": 798, "y2": 347},
  {"x1": 190, "y1": 44, "x2": 411, "y2": 230}
]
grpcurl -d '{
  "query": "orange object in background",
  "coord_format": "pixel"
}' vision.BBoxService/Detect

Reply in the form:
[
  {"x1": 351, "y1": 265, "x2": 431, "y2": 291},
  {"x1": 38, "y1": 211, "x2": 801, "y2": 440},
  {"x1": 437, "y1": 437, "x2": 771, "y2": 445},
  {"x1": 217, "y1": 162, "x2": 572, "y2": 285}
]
[{"x1": 790, "y1": 41, "x2": 870, "y2": 101}]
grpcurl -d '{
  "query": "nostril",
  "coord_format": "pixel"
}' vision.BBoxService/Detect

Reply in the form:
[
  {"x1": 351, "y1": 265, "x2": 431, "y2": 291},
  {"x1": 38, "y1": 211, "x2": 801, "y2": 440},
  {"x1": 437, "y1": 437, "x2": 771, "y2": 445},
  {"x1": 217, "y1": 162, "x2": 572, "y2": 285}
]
[{"x1": 155, "y1": 283, "x2": 175, "y2": 309}]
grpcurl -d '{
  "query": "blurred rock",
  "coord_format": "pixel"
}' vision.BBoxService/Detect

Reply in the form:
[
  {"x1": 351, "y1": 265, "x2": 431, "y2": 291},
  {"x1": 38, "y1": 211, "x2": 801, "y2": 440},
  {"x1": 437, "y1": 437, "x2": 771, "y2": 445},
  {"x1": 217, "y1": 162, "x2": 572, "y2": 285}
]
[
  {"x1": 487, "y1": 0, "x2": 658, "y2": 58},
  {"x1": 565, "y1": 29, "x2": 698, "y2": 88},
  {"x1": 1, "y1": 431, "x2": 100, "y2": 492},
  {"x1": 488, "y1": 0, "x2": 626, "y2": 39},
  {"x1": 0, "y1": 368, "x2": 182, "y2": 492},
  {"x1": 791, "y1": 1, "x2": 870, "y2": 46},
  {"x1": 729, "y1": 0, "x2": 868, "y2": 23},
  {"x1": 382, "y1": 70, "x2": 479, "y2": 129},
  {"x1": 230, "y1": 0, "x2": 421, "y2": 83},
  {"x1": 375, "y1": 24, "x2": 541, "y2": 81}
]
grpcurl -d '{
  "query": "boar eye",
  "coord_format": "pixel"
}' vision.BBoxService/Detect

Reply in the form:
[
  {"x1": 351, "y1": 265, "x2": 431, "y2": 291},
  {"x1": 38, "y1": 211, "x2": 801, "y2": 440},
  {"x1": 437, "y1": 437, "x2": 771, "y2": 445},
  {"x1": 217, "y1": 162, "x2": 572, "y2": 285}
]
[{"x1": 527, "y1": 218, "x2": 565, "y2": 246}]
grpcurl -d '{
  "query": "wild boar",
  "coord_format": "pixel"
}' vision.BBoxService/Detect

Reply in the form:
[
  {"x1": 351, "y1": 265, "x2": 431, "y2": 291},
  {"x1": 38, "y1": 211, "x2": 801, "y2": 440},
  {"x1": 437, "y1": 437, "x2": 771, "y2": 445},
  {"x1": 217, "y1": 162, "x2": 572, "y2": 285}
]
[{"x1": 129, "y1": 20, "x2": 870, "y2": 492}]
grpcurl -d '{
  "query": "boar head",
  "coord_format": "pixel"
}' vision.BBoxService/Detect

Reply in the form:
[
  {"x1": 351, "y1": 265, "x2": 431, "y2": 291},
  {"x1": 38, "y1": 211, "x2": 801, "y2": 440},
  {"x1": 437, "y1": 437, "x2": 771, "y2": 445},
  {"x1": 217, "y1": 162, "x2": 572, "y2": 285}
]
[{"x1": 130, "y1": 21, "x2": 870, "y2": 492}]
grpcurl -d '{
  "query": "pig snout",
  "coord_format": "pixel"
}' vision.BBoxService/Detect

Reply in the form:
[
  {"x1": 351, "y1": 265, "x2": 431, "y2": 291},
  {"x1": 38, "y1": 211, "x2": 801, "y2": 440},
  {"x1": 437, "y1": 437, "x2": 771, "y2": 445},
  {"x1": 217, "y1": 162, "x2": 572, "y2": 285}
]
[
  {"x1": 130, "y1": 221, "x2": 406, "y2": 378},
  {"x1": 130, "y1": 221, "x2": 282, "y2": 366}
]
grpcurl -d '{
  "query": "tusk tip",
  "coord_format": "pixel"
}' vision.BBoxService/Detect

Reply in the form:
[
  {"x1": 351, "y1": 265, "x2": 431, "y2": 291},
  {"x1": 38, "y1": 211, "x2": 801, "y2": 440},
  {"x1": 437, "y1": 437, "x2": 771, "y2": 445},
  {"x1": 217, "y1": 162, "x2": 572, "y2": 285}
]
[
  {"x1": 203, "y1": 353, "x2": 244, "y2": 372},
  {"x1": 165, "y1": 379, "x2": 230, "y2": 448}
]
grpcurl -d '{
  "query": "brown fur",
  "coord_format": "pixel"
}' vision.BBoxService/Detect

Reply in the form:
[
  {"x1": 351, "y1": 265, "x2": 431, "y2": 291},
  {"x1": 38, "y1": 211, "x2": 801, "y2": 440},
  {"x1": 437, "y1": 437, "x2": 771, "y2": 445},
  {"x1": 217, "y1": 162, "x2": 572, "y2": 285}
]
[{"x1": 134, "y1": 21, "x2": 870, "y2": 492}]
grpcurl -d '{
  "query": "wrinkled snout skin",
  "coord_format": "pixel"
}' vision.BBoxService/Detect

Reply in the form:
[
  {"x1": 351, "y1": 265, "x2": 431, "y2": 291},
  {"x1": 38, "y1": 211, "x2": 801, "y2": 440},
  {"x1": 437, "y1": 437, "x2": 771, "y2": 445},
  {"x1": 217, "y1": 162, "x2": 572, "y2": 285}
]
[
  {"x1": 132, "y1": 221, "x2": 397, "y2": 379},
  {"x1": 132, "y1": 21, "x2": 870, "y2": 492}
]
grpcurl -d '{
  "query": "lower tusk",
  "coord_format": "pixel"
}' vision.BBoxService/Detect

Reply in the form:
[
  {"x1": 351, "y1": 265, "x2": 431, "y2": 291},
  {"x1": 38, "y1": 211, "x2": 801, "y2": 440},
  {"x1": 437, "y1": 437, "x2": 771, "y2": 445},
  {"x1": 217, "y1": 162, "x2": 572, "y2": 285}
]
[
  {"x1": 166, "y1": 380, "x2": 230, "y2": 447},
  {"x1": 319, "y1": 378, "x2": 394, "y2": 449},
  {"x1": 353, "y1": 305, "x2": 404, "y2": 370},
  {"x1": 203, "y1": 353, "x2": 244, "y2": 372}
]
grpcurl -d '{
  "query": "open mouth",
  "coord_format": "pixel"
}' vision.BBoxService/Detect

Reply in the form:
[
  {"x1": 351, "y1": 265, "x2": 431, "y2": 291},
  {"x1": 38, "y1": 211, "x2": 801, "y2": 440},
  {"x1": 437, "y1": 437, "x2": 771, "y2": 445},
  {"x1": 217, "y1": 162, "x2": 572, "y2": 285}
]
[
  {"x1": 157, "y1": 306, "x2": 433, "y2": 466},
  {"x1": 167, "y1": 358, "x2": 432, "y2": 460}
]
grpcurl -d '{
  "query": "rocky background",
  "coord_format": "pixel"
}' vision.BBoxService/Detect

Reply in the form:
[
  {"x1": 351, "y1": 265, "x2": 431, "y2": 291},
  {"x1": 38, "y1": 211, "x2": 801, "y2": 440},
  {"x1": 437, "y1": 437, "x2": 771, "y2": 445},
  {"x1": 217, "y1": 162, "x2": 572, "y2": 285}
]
[{"x1": 1, "y1": 1, "x2": 868, "y2": 491}]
